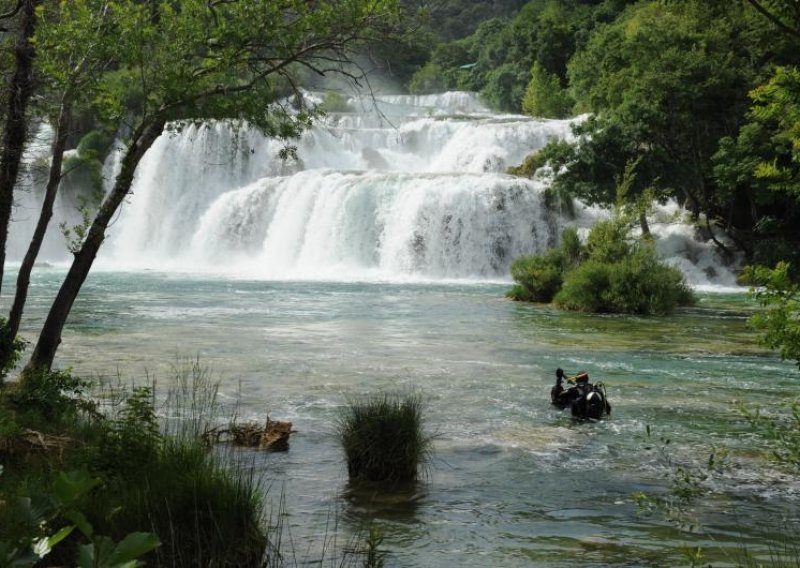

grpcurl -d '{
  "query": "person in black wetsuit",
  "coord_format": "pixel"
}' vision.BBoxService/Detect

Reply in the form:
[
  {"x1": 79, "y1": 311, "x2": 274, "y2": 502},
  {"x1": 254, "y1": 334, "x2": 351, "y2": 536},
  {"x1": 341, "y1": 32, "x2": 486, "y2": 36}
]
[
  {"x1": 550, "y1": 368, "x2": 574, "y2": 409},
  {"x1": 551, "y1": 368, "x2": 611, "y2": 418}
]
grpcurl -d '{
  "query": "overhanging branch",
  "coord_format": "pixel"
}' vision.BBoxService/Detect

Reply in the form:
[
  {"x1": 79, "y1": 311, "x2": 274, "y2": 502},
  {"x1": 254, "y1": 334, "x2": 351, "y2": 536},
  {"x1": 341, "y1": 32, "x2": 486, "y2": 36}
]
[{"x1": 745, "y1": 0, "x2": 800, "y2": 40}]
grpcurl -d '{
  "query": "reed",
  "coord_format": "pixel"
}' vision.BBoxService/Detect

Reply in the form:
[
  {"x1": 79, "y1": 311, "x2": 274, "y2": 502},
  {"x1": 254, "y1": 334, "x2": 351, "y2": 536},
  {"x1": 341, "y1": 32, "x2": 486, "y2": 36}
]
[{"x1": 337, "y1": 393, "x2": 432, "y2": 485}]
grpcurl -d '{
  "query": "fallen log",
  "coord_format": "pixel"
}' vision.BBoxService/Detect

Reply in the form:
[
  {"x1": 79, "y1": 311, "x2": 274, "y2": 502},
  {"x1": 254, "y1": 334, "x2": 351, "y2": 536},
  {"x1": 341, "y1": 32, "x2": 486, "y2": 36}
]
[{"x1": 203, "y1": 418, "x2": 293, "y2": 452}]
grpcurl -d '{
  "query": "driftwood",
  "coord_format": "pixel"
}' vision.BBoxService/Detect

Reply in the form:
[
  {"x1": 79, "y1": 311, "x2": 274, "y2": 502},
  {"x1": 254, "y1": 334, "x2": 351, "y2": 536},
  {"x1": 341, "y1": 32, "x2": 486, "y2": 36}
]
[
  {"x1": 203, "y1": 418, "x2": 293, "y2": 452},
  {"x1": 0, "y1": 428, "x2": 73, "y2": 460}
]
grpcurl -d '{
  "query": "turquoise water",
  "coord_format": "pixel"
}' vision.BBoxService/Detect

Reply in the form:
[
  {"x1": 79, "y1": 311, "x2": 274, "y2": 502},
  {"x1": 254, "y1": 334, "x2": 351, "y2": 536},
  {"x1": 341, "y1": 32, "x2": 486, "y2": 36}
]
[{"x1": 9, "y1": 269, "x2": 800, "y2": 566}]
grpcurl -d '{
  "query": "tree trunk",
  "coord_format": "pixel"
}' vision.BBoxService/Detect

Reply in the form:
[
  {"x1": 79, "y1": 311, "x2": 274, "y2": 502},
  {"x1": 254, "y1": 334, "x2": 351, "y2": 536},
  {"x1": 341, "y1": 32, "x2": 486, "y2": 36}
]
[
  {"x1": 22, "y1": 117, "x2": 166, "y2": 378},
  {"x1": 5, "y1": 99, "x2": 71, "y2": 341},
  {"x1": 638, "y1": 211, "x2": 650, "y2": 238},
  {"x1": 0, "y1": 0, "x2": 38, "y2": 300}
]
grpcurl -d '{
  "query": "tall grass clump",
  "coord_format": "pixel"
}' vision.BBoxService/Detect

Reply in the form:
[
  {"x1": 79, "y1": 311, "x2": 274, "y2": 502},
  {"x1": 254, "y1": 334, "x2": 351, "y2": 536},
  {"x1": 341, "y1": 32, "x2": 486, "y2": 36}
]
[
  {"x1": 85, "y1": 360, "x2": 268, "y2": 567},
  {"x1": 337, "y1": 393, "x2": 432, "y2": 485}
]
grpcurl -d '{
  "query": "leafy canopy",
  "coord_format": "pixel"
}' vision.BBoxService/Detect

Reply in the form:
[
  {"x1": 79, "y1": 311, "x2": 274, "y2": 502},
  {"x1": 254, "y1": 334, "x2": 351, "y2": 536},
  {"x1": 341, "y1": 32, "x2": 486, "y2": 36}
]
[{"x1": 36, "y1": 0, "x2": 401, "y2": 139}]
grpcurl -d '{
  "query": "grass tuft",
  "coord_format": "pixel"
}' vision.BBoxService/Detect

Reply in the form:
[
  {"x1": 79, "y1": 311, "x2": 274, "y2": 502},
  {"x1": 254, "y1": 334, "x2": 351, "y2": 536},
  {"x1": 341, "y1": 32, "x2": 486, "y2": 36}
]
[{"x1": 337, "y1": 393, "x2": 432, "y2": 485}]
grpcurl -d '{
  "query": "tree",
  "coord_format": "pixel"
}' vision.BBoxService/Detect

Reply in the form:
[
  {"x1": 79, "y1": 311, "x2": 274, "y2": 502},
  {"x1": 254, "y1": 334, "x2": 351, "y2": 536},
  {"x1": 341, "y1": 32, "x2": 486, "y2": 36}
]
[
  {"x1": 517, "y1": 0, "x2": 800, "y2": 262},
  {"x1": 21, "y1": 0, "x2": 402, "y2": 376},
  {"x1": 712, "y1": 66, "x2": 800, "y2": 267},
  {"x1": 745, "y1": 262, "x2": 800, "y2": 367},
  {"x1": 743, "y1": 0, "x2": 800, "y2": 40},
  {"x1": 0, "y1": 0, "x2": 40, "y2": 300},
  {"x1": 1, "y1": 1, "x2": 114, "y2": 366},
  {"x1": 521, "y1": 61, "x2": 573, "y2": 118}
]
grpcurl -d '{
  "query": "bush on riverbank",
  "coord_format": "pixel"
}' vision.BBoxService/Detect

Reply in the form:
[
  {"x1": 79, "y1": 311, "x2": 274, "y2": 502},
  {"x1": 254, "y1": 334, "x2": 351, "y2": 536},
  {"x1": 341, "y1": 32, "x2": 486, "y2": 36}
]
[
  {"x1": 508, "y1": 220, "x2": 695, "y2": 315},
  {"x1": 0, "y1": 366, "x2": 269, "y2": 567},
  {"x1": 337, "y1": 393, "x2": 432, "y2": 485}
]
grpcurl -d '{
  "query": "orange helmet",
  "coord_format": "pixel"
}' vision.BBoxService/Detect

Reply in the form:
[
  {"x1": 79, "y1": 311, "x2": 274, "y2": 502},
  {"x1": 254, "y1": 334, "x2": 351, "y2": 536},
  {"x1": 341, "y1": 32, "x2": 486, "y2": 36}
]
[{"x1": 575, "y1": 371, "x2": 589, "y2": 382}]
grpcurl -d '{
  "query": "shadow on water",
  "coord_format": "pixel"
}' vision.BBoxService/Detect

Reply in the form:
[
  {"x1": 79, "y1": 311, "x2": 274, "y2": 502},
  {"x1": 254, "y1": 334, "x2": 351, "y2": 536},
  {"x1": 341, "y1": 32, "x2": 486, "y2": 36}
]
[{"x1": 341, "y1": 480, "x2": 426, "y2": 522}]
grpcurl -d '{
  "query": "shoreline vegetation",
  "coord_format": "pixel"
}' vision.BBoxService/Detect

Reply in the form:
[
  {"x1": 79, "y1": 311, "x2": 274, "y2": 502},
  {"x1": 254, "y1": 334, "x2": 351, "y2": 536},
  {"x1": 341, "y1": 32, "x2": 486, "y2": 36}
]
[
  {"x1": 0, "y1": 362, "x2": 270, "y2": 567},
  {"x1": 0, "y1": 359, "x2": 419, "y2": 567}
]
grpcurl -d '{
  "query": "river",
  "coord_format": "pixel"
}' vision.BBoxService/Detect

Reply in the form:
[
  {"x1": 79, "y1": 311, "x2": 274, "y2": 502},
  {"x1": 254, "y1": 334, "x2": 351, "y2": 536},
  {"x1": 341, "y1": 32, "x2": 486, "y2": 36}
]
[{"x1": 6, "y1": 92, "x2": 798, "y2": 566}]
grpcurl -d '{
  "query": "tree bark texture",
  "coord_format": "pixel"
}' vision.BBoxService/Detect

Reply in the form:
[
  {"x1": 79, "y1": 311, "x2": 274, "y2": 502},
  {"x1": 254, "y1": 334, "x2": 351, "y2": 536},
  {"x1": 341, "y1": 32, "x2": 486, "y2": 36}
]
[
  {"x1": 5, "y1": 100, "x2": 72, "y2": 341},
  {"x1": 0, "y1": 0, "x2": 39, "y2": 301}
]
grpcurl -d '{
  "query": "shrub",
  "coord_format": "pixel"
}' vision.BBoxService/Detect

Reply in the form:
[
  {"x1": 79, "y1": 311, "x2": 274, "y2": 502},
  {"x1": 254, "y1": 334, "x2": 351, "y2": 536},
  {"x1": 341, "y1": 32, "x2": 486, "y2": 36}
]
[
  {"x1": 554, "y1": 259, "x2": 612, "y2": 312},
  {"x1": 321, "y1": 90, "x2": 352, "y2": 113},
  {"x1": 555, "y1": 244, "x2": 695, "y2": 315},
  {"x1": 509, "y1": 249, "x2": 565, "y2": 303},
  {"x1": 606, "y1": 246, "x2": 696, "y2": 314},
  {"x1": 10, "y1": 368, "x2": 95, "y2": 423},
  {"x1": 508, "y1": 227, "x2": 581, "y2": 303},
  {"x1": 584, "y1": 218, "x2": 631, "y2": 263},
  {"x1": 338, "y1": 393, "x2": 432, "y2": 485},
  {"x1": 510, "y1": 214, "x2": 695, "y2": 315}
]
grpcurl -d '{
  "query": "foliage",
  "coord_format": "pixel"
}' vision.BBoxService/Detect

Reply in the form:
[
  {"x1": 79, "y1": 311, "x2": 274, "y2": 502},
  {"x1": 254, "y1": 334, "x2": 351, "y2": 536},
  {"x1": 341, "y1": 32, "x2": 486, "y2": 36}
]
[
  {"x1": 60, "y1": 129, "x2": 114, "y2": 207},
  {"x1": 507, "y1": 226, "x2": 580, "y2": 302},
  {"x1": 6, "y1": 368, "x2": 95, "y2": 422},
  {"x1": 337, "y1": 393, "x2": 432, "y2": 485},
  {"x1": 744, "y1": 262, "x2": 800, "y2": 367},
  {"x1": 407, "y1": 0, "x2": 619, "y2": 111},
  {"x1": 633, "y1": 425, "x2": 728, "y2": 534},
  {"x1": 0, "y1": 318, "x2": 27, "y2": 383},
  {"x1": 407, "y1": 40, "x2": 477, "y2": 94},
  {"x1": 91, "y1": 441, "x2": 267, "y2": 567},
  {"x1": 521, "y1": 62, "x2": 573, "y2": 118},
  {"x1": 713, "y1": 66, "x2": 800, "y2": 266},
  {"x1": 509, "y1": 218, "x2": 694, "y2": 314},
  {"x1": 363, "y1": 526, "x2": 386, "y2": 568},
  {"x1": 413, "y1": 0, "x2": 526, "y2": 41},
  {"x1": 92, "y1": 386, "x2": 162, "y2": 478},
  {"x1": 0, "y1": 362, "x2": 268, "y2": 567},
  {"x1": 407, "y1": 62, "x2": 449, "y2": 95},
  {"x1": 321, "y1": 91, "x2": 352, "y2": 113},
  {"x1": 555, "y1": 242, "x2": 695, "y2": 315},
  {"x1": 738, "y1": 399, "x2": 800, "y2": 471},
  {"x1": 0, "y1": 468, "x2": 160, "y2": 568}
]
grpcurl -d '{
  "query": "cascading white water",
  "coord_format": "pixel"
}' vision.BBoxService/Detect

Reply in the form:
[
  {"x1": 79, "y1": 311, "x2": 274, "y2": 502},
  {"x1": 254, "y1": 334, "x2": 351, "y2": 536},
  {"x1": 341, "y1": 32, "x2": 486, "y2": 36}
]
[
  {"x1": 9, "y1": 91, "x2": 740, "y2": 286},
  {"x1": 100, "y1": 92, "x2": 576, "y2": 280}
]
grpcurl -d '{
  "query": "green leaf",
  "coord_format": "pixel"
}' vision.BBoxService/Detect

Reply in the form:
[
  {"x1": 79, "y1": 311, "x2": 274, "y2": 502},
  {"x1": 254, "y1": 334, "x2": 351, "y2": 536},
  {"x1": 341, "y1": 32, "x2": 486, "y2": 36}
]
[
  {"x1": 52, "y1": 470, "x2": 99, "y2": 507},
  {"x1": 63, "y1": 509, "x2": 94, "y2": 539},
  {"x1": 108, "y1": 532, "x2": 161, "y2": 566},
  {"x1": 76, "y1": 543, "x2": 95, "y2": 568}
]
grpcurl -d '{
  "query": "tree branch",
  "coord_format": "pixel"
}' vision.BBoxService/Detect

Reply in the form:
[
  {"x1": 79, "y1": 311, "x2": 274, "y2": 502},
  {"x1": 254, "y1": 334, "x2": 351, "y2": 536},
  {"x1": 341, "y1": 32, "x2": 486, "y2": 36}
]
[
  {"x1": 745, "y1": 0, "x2": 800, "y2": 40},
  {"x1": 0, "y1": 0, "x2": 23, "y2": 21}
]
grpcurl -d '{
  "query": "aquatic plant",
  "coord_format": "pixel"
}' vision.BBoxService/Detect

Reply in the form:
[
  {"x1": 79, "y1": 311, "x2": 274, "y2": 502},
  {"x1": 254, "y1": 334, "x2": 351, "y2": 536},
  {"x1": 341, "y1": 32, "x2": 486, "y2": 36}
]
[{"x1": 337, "y1": 393, "x2": 432, "y2": 485}]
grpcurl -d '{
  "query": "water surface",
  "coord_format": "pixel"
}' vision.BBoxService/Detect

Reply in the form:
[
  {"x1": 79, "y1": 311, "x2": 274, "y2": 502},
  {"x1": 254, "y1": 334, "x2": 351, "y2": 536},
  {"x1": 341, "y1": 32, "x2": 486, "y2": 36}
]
[{"x1": 12, "y1": 268, "x2": 799, "y2": 567}]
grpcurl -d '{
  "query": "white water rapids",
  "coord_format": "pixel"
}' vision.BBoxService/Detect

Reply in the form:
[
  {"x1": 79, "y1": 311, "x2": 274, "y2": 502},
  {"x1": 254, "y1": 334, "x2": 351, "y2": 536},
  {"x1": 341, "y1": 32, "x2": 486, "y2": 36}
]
[{"x1": 10, "y1": 91, "x2": 739, "y2": 286}]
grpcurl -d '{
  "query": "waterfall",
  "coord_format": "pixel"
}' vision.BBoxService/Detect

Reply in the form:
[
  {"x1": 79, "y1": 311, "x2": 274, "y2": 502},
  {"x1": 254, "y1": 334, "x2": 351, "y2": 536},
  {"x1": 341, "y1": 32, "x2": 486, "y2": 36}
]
[
  {"x1": 100, "y1": 92, "x2": 576, "y2": 281},
  {"x1": 9, "y1": 91, "x2": 740, "y2": 286}
]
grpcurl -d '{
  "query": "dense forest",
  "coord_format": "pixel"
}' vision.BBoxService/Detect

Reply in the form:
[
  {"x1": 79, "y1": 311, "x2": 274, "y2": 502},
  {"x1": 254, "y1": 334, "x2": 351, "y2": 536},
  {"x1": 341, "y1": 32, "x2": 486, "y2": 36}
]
[{"x1": 408, "y1": 0, "x2": 800, "y2": 271}]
